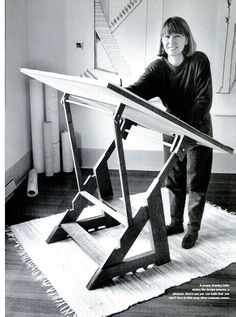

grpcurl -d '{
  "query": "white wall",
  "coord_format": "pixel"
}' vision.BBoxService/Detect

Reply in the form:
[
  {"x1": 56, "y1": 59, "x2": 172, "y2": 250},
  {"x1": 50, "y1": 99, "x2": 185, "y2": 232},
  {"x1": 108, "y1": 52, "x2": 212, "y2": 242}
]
[
  {"x1": 5, "y1": 0, "x2": 68, "y2": 184},
  {"x1": 145, "y1": 0, "x2": 164, "y2": 66},
  {"x1": 5, "y1": 0, "x2": 95, "y2": 182},
  {"x1": 28, "y1": 0, "x2": 67, "y2": 73},
  {"x1": 162, "y1": 0, "x2": 217, "y2": 64},
  {"x1": 213, "y1": 0, "x2": 236, "y2": 97},
  {"x1": 5, "y1": 0, "x2": 30, "y2": 174},
  {"x1": 27, "y1": 0, "x2": 95, "y2": 77},
  {"x1": 65, "y1": 0, "x2": 94, "y2": 76},
  {"x1": 5, "y1": 0, "x2": 236, "y2": 179}
]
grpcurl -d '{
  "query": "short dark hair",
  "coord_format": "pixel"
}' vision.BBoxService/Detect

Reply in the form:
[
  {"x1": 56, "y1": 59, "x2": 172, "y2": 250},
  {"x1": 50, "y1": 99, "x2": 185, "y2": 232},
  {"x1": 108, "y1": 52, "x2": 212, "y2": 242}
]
[{"x1": 158, "y1": 16, "x2": 197, "y2": 57}]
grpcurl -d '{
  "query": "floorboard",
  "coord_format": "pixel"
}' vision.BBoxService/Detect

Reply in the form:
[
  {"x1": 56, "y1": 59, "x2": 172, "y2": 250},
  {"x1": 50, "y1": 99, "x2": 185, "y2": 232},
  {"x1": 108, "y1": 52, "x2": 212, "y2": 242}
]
[{"x1": 5, "y1": 171, "x2": 236, "y2": 316}]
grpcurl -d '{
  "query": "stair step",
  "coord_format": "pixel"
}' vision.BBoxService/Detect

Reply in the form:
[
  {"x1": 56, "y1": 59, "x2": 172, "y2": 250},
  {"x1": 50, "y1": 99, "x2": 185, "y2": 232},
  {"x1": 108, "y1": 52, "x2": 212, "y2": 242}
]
[
  {"x1": 104, "y1": 45, "x2": 120, "y2": 50},
  {"x1": 96, "y1": 23, "x2": 109, "y2": 27},
  {"x1": 86, "y1": 69, "x2": 98, "y2": 79},
  {"x1": 98, "y1": 33, "x2": 115, "y2": 38},
  {"x1": 112, "y1": 62, "x2": 129, "y2": 68},
  {"x1": 98, "y1": 38, "x2": 116, "y2": 43},
  {"x1": 88, "y1": 69, "x2": 121, "y2": 84},
  {"x1": 112, "y1": 62, "x2": 128, "y2": 68},
  {"x1": 95, "y1": 1, "x2": 134, "y2": 81},
  {"x1": 111, "y1": 63, "x2": 130, "y2": 71},
  {"x1": 61, "y1": 222, "x2": 108, "y2": 265},
  {"x1": 104, "y1": 46, "x2": 121, "y2": 52},
  {"x1": 116, "y1": 68, "x2": 131, "y2": 74},
  {"x1": 109, "y1": 53, "x2": 126, "y2": 58},
  {"x1": 96, "y1": 21, "x2": 108, "y2": 25},
  {"x1": 113, "y1": 65, "x2": 130, "y2": 72},
  {"x1": 84, "y1": 70, "x2": 97, "y2": 79},
  {"x1": 83, "y1": 71, "x2": 90, "y2": 78},
  {"x1": 95, "y1": 16, "x2": 106, "y2": 20},
  {"x1": 116, "y1": 63, "x2": 130, "y2": 68},
  {"x1": 96, "y1": 30, "x2": 112, "y2": 35},
  {"x1": 95, "y1": 13, "x2": 105, "y2": 18},
  {"x1": 101, "y1": 40, "x2": 118, "y2": 45},
  {"x1": 110, "y1": 61, "x2": 128, "y2": 68},
  {"x1": 96, "y1": 27, "x2": 111, "y2": 32}
]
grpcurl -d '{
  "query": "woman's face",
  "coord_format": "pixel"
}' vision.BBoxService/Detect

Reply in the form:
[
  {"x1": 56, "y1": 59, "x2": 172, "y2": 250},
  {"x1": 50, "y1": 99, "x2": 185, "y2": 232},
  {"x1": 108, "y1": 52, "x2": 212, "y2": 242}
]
[{"x1": 162, "y1": 33, "x2": 187, "y2": 58}]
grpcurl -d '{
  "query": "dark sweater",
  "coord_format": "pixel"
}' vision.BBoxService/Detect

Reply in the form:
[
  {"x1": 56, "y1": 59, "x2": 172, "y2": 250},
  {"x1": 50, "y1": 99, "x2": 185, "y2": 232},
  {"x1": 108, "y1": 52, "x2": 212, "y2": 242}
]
[{"x1": 127, "y1": 51, "x2": 213, "y2": 135}]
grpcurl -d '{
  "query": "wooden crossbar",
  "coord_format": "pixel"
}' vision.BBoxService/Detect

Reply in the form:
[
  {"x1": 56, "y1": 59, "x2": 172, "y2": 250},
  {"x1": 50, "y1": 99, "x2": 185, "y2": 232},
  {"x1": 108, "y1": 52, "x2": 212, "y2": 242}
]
[
  {"x1": 80, "y1": 191, "x2": 127, "y2": 226},
  {"x1": 61, "y1": 223, "x2": 107, "y2": 265}
]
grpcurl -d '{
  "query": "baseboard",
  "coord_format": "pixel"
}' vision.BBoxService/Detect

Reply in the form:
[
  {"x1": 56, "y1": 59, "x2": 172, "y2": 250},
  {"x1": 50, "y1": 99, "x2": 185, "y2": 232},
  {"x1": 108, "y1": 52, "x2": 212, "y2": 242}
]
[
  {"x1": 5, "y1": 151, "x2": 32, "y2": 199},
  {"x1": 5, "y1": 179, "x2": 17, "y2": 201},
  {"x1": 5, "y1": 148, "x2": 236, "y2": 201},
  {"x1": 80, "y1": 147, "x2": 236, "y2": 173}
]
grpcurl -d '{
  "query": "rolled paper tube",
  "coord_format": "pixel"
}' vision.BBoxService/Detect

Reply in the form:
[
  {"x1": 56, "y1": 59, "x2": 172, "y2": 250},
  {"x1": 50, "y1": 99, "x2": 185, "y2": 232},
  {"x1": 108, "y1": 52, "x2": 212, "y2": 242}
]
[
  {"x1": 29, "y1": 79, "x2": 44, "y2": 173},
  {"x1": 45, "y1": 85, "x2": 61, "y2": 173},
  {"x1": 61, "y1": 130, "x2": 74, "y2": 173},
  {"x1": 27, "y1": 169, "x2": 38, "y2": 197},
  {"x1": 43, "y1": 121, "x2": 54, "y2": 177}
]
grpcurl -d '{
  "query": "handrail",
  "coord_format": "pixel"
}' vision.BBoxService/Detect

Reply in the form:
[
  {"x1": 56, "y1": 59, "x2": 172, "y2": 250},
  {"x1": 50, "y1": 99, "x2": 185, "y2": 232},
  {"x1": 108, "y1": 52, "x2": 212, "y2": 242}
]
[
  {"x1": 95, "y1": 31, "x2": 120, "y2": 76},
  {"x1": 217, "y1": 0, "x2": 236, "y2": 94},
  {"x1": 109, "y1": 0, "x2": 143, "y2": 33}
]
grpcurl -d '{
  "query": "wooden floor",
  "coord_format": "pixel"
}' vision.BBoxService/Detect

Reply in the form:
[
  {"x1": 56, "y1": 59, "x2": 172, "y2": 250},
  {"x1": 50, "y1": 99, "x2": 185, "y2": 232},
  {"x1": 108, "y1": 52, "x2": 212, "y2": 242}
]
[{"x1": 5, "y1": 171, "x2": 236, "y2": 317}]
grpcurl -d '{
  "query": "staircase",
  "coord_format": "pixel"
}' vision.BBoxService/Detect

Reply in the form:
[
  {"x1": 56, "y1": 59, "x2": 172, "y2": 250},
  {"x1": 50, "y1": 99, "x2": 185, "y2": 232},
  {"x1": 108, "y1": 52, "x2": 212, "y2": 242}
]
[
  {"x1": 83, "y1": 68, "x2": 121, "y2": 85},
  {"x1": 94, "y1": 0, "x2": 134, "y2": 85}
]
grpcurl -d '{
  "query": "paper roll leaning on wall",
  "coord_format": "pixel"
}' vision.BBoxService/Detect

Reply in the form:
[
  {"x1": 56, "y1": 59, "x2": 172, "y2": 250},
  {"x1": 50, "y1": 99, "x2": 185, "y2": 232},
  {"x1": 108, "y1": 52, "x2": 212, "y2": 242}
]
[
  {"x1": 29, "y1": 79, "x2": 44, "y2": 173},
  {"x1": 27, "y1": 169, "x2": 38, "y2": 197},
  {"x1": 61, "y1": 130, "x2": 74, "y2": 173},
  {"x1": 43, "y1": 121, "x2": 54, "y2": 177},
  {"x1": 45, "y1": 85, "x2": 61, "y2": 173}
]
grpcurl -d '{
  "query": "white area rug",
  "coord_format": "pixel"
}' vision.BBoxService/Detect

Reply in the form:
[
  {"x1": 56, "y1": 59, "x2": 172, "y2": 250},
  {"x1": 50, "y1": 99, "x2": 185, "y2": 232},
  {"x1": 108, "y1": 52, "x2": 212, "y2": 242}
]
[{"x1": 7, "y1": 189, "x2": 236, "y2": 317}]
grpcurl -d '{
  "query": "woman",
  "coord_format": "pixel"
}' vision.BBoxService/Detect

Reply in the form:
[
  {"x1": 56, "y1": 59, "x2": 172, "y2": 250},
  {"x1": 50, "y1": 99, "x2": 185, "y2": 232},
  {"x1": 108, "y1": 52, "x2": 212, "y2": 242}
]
[{"x1": 127, "y1": 16, "x2": 213, "y2": 249}]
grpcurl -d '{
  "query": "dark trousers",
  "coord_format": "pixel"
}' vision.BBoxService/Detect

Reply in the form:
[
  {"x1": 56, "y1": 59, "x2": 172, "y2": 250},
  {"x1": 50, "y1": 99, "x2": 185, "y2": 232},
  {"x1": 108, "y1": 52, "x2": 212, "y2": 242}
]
[{"x1": 163, "y1": 134, "x2": 213, "y2": 236}]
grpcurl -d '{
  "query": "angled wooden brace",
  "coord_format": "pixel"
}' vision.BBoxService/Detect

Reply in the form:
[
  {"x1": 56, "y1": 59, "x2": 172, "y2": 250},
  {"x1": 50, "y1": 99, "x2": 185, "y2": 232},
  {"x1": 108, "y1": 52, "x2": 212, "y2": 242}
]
[
  {"x1": 46, "y1": 97, "x2": 134, "y2": 243},
  {"x1": 86, "y1": 134, "x2": 192, "y2": 290}
]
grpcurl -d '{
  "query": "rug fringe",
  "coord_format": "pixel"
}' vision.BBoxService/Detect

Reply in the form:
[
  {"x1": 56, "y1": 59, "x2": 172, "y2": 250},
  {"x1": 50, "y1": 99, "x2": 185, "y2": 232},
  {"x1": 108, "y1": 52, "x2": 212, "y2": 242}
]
[
  {"x1": 5, "y1": 226, "x2": 78, "y2": 317},
  {"x1": 206, "y1": 201, "x2": 236, "y2": 215}
]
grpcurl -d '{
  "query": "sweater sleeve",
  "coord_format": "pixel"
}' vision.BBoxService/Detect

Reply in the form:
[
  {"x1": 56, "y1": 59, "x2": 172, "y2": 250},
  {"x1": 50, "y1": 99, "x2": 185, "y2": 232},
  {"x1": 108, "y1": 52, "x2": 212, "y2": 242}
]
[
  {"x1": 193, "y1": 52, "x2": 212, "y2": 122},
  {"x1": 126, "y1": 60, "x2": 161, "y2": 100}
]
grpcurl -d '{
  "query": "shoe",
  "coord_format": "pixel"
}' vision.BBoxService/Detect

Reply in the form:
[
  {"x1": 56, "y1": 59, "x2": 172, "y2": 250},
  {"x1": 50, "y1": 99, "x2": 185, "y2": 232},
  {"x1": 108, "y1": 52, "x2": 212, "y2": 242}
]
[
  {"x1": 182, "y1": 233, "x2": 198, "y2": 249},
  {"x1": 166, "y1": 224, "x2": 184, "y2": 236}
]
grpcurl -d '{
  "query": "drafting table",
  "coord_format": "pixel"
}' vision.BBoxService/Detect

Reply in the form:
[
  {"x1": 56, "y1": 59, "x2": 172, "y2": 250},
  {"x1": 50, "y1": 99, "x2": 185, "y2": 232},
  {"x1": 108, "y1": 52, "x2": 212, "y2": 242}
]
[{"x1": 20, "y1": 68, "x2": 234, "y2": 289}]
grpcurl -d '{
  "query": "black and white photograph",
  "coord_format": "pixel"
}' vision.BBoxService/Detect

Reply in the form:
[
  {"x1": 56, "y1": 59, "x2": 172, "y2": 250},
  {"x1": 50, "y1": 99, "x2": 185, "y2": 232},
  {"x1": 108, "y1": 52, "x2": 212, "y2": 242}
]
[{"x1": 4, "y1": 0, "x2": 236, "y2": 316}]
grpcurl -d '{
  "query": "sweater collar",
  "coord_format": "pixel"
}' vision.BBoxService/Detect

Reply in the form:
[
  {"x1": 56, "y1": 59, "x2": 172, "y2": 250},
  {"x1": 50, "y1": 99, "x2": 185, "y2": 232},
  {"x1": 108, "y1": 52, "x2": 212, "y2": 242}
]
[{"x1": 163, "y1": 56, "x2": 188, "y2": 72}]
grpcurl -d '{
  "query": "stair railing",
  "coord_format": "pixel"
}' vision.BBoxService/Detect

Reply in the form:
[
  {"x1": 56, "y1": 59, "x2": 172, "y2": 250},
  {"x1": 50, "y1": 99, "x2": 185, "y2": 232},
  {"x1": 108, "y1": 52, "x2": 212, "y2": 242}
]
[
  {"x1": 95, "y1": 31, "x2": 120, "y2": 77},
  {"x1": 109, "y1": 0, "x2": 143, "y2": 33}
]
